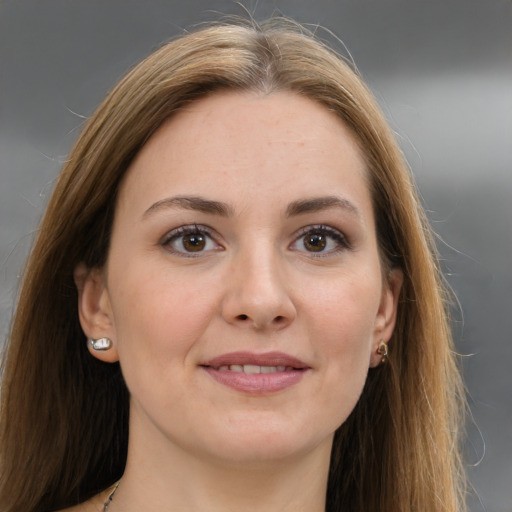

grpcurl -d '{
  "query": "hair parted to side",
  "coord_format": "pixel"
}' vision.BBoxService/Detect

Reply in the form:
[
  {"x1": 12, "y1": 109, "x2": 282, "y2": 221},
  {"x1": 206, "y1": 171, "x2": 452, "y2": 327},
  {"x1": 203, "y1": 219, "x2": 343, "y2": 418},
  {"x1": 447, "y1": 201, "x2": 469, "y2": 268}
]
[{"x1": 0, "y1": 18, "x2": 466, "y2": 512}]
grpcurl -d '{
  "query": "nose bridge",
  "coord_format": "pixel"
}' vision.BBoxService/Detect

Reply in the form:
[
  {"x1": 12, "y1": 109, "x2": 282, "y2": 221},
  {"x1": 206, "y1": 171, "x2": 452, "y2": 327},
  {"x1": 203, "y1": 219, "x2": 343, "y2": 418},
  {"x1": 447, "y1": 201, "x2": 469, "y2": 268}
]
[{"x1": 221, "y1": 235, "x2": 296, "y2": 330}]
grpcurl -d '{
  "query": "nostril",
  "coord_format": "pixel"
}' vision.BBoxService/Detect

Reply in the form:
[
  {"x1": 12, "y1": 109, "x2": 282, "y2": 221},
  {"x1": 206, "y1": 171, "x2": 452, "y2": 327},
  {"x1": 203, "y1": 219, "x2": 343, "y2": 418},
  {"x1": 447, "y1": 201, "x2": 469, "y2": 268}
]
[{"x1": 237, "y1": 314, "x2": 249, "y2": 320}]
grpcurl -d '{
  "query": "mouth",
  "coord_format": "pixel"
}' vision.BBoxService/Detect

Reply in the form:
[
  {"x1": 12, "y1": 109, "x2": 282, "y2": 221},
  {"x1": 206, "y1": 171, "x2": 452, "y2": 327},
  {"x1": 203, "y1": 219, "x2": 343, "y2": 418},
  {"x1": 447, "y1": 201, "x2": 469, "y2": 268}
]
[
  {"x1": 209, "y1": 364, "x2": 299, "y2": 373},
  {"x1": 200, "y1": 351, "x2": 310, "y2": 394}
]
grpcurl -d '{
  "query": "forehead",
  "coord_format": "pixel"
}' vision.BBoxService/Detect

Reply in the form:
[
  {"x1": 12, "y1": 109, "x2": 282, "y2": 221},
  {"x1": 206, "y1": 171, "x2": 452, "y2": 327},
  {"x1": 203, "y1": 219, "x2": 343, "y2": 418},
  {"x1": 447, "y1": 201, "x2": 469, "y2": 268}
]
[{"x1": 117, "y1": 90, "x2": 370, "y2": 218}]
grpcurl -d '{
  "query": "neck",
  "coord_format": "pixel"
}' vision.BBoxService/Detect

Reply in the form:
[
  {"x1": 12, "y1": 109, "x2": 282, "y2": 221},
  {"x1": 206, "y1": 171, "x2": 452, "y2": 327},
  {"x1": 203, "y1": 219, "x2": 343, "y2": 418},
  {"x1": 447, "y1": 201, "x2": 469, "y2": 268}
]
[{"x1": 111, "y1": 417, "x2": 332, "y2": 512}]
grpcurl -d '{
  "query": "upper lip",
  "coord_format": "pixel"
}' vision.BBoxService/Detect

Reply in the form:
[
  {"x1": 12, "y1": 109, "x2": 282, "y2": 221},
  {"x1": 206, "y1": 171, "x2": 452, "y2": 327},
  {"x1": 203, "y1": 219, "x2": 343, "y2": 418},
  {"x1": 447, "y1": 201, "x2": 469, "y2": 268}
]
[{"x1": 201, "y1": 351, "x2": 310, "y2": 369}]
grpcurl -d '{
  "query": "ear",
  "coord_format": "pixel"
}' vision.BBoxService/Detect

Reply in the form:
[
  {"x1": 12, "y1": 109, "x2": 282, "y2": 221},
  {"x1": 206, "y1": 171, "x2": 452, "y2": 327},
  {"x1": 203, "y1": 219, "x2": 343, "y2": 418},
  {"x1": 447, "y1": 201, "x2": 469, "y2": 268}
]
[
  {"x1": 74, "y1": 263, "x2": 119, "y2": 363},
  {"x1": 369, "y1": 268, "x2": 403, "y2": 367}
]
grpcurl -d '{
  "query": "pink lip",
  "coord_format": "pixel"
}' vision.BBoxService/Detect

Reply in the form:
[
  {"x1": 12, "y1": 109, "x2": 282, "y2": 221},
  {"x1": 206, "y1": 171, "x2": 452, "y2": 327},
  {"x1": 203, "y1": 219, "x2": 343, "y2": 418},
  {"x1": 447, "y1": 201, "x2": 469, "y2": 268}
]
[
  {"x1": 201, "y1": 351, "x2": 310, "y2": 395},
  {"x1": 202, "y1": 351, "x2": 309, "y2": 369}
]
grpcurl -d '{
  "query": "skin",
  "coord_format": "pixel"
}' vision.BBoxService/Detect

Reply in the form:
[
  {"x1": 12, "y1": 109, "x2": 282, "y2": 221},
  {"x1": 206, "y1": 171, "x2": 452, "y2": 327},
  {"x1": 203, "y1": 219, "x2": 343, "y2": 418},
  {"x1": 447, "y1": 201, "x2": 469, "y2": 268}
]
[{"x1": 72, "y1": 91, "x2": 402, "y2": 512}]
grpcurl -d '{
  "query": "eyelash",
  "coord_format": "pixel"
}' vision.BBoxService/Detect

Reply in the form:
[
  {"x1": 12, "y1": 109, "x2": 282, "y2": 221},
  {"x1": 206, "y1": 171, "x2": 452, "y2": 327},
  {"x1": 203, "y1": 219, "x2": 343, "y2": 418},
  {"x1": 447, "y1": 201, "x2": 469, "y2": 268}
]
[
  {"x1": 290, "y1": 225, "x2": 351, "y2": 257},
  {"x1": 160, "y1": 224, "x2": 221, "y2": 258},
  {"x1": 160, "y1": 224, "x2": 350, "y2": 258}
]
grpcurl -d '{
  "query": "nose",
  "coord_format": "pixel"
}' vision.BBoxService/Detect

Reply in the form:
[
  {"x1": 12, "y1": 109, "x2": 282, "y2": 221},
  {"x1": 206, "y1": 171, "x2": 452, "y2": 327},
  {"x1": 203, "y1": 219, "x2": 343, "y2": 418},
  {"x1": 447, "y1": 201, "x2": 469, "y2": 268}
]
[{"x1": 220, "y1": 248, "x2": 297, "y2": 331}]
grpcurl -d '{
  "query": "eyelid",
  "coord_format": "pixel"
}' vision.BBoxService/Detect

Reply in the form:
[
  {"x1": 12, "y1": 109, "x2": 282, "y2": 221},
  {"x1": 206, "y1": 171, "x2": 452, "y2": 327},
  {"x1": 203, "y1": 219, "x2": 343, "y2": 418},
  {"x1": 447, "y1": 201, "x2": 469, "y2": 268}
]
[
  {"x1": 289, "y1": 224, "x2": 351, "y2": 256},
  {"x1": 160, "y1": 224, "x2": 223, "y2": 257}
]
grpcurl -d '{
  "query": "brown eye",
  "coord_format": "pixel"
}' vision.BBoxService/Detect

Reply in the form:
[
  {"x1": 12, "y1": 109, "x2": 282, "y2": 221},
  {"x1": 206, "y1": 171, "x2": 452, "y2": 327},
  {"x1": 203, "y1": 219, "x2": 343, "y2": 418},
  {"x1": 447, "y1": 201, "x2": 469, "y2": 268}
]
[
  {"x1": 303, "y1": 234, "x2": 327, "y2": 252},
  {"x1": 290, "y1": 225, "x2": 350, "y2": 256},
  {"x1": 162, "y1": 225, "x2": 221, "y2": 256},
  {"x1": 182, "y1": 234, "x2": 206, "y2": 252}
]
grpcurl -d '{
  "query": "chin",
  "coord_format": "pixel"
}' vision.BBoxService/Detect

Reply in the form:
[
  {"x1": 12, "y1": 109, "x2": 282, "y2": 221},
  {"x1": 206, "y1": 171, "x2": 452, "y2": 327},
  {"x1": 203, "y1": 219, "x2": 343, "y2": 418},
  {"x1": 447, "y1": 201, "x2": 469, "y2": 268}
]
[{"x1": 194, "y1": 418, "x2": 334, "y2": 467}]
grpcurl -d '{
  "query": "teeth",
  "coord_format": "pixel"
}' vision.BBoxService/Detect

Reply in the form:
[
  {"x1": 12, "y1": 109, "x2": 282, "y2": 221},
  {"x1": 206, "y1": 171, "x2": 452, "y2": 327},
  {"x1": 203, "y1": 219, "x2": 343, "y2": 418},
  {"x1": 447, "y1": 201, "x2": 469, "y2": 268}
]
[
  {"x1": 216, "y1": 365, "x2": 290, "y2": 373},
  {"x1": 243, "y1": 364, "x2": 261, "y2": 374}
]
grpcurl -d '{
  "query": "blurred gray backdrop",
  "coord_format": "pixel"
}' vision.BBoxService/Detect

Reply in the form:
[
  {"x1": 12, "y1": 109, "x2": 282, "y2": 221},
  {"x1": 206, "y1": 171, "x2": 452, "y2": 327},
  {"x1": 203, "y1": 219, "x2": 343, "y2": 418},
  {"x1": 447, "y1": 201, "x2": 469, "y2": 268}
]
[{"x1": 1, "y1": 1, "x2": 511, "y2": 510}]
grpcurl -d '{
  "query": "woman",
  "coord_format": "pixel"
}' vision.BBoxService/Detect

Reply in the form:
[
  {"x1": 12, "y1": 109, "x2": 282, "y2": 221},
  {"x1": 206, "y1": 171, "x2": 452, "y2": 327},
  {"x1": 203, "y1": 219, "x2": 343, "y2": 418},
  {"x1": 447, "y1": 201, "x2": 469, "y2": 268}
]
[{"x1": 0, "y1": 18, "x2": 466, "y2": 512}]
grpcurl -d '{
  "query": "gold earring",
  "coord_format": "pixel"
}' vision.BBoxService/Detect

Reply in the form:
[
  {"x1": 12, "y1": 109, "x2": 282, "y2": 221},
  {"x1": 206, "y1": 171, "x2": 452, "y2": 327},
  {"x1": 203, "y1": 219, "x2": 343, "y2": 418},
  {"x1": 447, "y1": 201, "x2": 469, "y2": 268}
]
[
  {"x1": 376, "y1": 340, "x2": 388, "y2": 363},
  {"x1": 88, "y1": 337, "x2": 113, "y2": 351}
]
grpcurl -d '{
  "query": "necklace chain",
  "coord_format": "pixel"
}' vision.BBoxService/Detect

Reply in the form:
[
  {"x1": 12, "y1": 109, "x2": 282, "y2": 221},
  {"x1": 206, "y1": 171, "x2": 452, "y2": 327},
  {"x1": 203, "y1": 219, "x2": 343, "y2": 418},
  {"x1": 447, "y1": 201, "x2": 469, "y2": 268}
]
[{"x1": 102, "y1": 482, "x2": 120, "y2": 511}]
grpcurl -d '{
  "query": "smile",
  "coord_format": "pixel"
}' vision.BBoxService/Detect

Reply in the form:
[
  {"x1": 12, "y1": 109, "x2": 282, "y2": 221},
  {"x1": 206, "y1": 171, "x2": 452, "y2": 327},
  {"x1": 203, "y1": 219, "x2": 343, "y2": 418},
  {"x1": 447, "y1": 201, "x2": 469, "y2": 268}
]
[
  {"x1": 214, "y1": 364, "x2": 293, "y2": 373},
  {"x1": 201, "y1": 351, "x2": 310, "y2": 394}
]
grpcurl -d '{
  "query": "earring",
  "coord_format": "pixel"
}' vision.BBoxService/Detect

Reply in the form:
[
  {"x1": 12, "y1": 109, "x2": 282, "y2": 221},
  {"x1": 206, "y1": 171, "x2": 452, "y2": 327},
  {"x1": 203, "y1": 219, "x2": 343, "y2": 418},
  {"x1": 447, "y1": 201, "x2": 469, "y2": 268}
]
[
  {"x1": 88, "y1": 337, "x2": 113, "y2": 351},
  {"x1": 376, "y1": 340, "x2": 388, "y2": 363}
]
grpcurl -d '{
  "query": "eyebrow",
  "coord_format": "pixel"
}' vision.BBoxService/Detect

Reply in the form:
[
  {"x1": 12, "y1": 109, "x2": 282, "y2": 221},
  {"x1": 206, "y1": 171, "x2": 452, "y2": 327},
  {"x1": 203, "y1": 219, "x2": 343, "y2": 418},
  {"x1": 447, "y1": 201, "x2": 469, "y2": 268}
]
[
  {"x1": 142, "y1": 195, "x2": 234, "y2": 219},
  {"x1": 142, "y1": 194, "x2": 361, "y2": 221},
  {"x1": 285, "y1": 196, "x2": 361, "y2": 219}
]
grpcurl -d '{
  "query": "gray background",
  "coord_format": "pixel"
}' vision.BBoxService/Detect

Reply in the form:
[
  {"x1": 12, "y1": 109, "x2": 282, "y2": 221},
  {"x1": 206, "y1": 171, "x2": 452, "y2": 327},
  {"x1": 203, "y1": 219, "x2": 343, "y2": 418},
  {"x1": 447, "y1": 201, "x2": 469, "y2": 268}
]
[{"x1": 0, "y1": 1, "x2": 510, "y2": 510}]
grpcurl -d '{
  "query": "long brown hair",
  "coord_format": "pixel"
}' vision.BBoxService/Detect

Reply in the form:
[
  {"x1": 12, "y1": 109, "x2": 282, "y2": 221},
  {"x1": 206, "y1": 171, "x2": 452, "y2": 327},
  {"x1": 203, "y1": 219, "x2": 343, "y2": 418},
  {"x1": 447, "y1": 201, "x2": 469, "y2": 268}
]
[{"x1": 0, "y1": 18, "x2": 466, "y2": 512}]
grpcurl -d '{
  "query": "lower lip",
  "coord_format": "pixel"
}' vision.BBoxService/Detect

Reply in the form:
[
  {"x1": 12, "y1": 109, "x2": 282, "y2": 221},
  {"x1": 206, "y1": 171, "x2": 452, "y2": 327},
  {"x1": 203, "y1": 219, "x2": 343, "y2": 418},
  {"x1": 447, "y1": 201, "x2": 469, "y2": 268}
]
[{"x1": 202, "y1": 367, "x2": 307, "y2": 394}]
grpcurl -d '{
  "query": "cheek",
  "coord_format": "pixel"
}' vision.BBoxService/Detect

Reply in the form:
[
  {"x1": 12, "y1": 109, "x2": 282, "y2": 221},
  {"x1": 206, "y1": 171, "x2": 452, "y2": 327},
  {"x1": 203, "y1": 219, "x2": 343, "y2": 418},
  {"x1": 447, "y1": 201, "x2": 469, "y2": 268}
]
[
  {"x1": 107, "y1": 262, "x2": 223, "y2": 418},
  {"x1": 305, "y1": 269, "x2": 381, "y2": 348},
  {"x1": 108, "y1": 260, "x2": 219, "y2": 368},
  {"x1": 302, "y1": 270, "x2": 381, "y2": 412}
]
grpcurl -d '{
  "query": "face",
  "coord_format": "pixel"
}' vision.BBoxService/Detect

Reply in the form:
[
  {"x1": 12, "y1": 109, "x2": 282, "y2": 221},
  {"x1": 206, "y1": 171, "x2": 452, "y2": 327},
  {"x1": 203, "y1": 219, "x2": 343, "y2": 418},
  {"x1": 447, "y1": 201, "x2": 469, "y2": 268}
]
[{"x1": 77, "y1": 91, "x2": 401, "y2": 467}]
